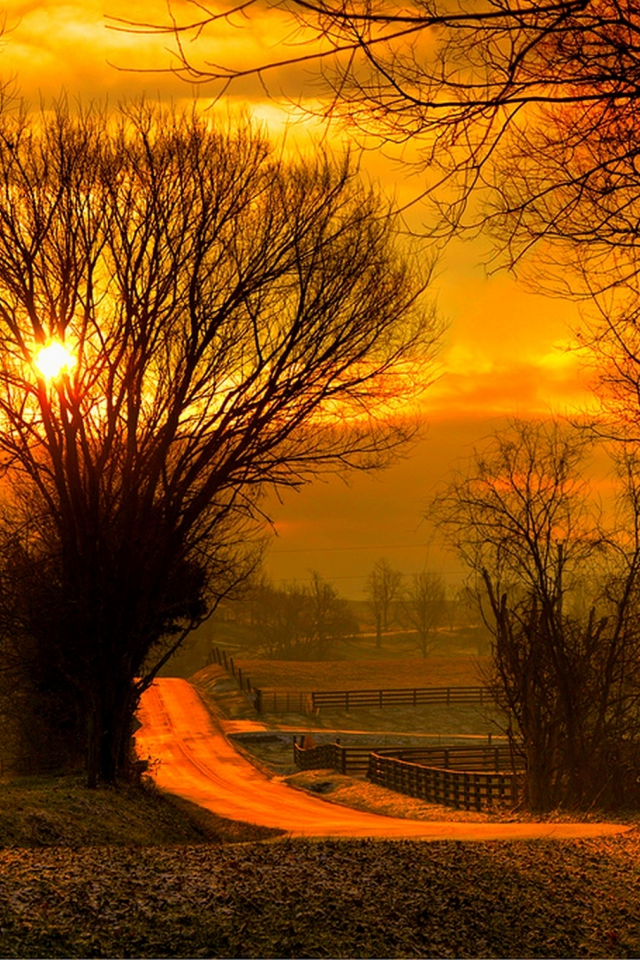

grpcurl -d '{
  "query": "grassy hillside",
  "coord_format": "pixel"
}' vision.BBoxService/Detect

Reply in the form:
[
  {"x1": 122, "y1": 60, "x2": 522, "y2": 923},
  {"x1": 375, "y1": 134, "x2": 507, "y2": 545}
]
[{"x1": 0, "y1": 775, "x2": 281, "y2": 848}]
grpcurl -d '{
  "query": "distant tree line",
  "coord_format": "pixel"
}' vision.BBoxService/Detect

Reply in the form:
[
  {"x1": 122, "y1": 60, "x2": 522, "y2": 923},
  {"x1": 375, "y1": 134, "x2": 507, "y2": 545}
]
[{"x1": 242, "y1": 560, "x2": 454, "y2": 660}]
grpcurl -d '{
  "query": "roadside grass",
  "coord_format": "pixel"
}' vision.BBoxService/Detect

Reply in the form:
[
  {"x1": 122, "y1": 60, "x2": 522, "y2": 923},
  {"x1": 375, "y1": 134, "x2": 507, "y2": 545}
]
[{"x1": 0, "y1": 774, "x2": 282, "y2": 848}]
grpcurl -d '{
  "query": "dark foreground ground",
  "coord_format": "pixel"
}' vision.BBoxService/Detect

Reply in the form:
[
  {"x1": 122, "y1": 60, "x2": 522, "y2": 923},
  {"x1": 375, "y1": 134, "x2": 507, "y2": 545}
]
[{"x1": 1, "y1": 832, "x2": 640, "y2": 959}]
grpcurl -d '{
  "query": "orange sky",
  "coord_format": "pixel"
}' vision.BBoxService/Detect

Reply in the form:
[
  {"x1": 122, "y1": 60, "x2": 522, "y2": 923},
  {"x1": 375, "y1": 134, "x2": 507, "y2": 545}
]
[{"x1": 2, "y1": 2, "x2": 596, "y2": 596}]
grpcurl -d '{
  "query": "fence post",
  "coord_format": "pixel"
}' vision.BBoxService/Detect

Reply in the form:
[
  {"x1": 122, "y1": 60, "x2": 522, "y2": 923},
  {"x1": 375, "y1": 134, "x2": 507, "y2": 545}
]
[
  {"x1": 229, "y1": 657, "x2": 235, "y2": 676},
  {"x1": 237, "y1": 667, "x2": 242, "y2": 687},
  {"x1": 222, "y1": 650, "x2": 228, "y2": 669},
  {"x1": 254, "y1": 687, "x2": 262, "y2": 713}
]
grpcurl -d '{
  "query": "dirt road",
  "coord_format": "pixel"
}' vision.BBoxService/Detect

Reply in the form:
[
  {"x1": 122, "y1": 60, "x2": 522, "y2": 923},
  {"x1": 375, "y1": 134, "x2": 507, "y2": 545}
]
[{"x1": 136, "y1": 677, "x2": 632, "y2": 841}]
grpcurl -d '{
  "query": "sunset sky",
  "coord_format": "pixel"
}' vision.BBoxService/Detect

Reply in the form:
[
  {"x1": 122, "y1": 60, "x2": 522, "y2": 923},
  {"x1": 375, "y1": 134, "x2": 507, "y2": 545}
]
[{"x1": 4, "y1": 1, "x2": 595, "y2": 596}]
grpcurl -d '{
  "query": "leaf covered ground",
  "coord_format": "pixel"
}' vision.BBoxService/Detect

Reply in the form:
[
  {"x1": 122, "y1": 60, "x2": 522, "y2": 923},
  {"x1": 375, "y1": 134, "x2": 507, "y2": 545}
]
[{"x1": 1, "y1": 832, "x2": 639, "y2": 958}]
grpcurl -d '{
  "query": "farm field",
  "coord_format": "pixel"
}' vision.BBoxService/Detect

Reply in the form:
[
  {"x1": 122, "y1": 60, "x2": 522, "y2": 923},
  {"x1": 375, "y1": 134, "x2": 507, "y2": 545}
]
[{"x1": 233, "y1": 655, "x2": 489, "y2": 691}]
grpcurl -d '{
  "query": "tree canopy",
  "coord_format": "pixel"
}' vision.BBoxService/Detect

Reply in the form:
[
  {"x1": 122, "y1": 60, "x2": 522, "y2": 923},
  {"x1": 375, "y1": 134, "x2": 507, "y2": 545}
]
[
  {"x1": 0, "y1": 101, "x2": 439, "y2": 783},
  {"x1": 114, "y1": 1, "x2": 640, "y2": 296},
  {"x1": 433, "y1": 418, "x2": 640, "y2": 809}
]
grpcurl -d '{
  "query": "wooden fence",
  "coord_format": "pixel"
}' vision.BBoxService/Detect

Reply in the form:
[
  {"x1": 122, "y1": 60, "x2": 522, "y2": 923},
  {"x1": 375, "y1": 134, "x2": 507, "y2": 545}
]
[
  {"x1": 208, "y1": 645, "x2": 263, "y2": 707},
  {"x1": 294, "y1": 741, "x2": 520, "y2": 777},
  {"x1": 258, "y1": 690, "x2": 315, "y2": 714},
  {"x1": 294, "y1": 739, "x2": 383, "y2": 774},
  {"x1": 310, "y1": 686, "x2": 488, "y2": 710},
  {"x1": 367, "y1": 752, "x2": 521, "y2": 810},
  {"x1": 207, "y1": 646, "x2": 491, "y2": 716},
  {"x1": 293, "y1": 740, "x2": 524, "y2": 809}
]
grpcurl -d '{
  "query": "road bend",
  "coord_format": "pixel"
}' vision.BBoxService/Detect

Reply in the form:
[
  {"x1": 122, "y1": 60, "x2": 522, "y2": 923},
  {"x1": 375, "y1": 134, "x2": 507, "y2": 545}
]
[{"x1": 136, "y1": 677, "x2": 631, "y2": 842}]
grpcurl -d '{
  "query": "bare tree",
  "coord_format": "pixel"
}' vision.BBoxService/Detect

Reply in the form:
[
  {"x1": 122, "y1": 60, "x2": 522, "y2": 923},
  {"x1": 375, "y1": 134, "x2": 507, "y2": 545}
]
[
  {"x1": 248, "y1": 571, "x2": 356, "y2": 658},
  {"x1": 433, "y1": 418, "x2": 640, "y2": 811},
  {"x1": 248, "y1": 578, "x2": 311, "y2": 659},
  {"x1": 110, "y1": 2, "x2": 640, "y2": 276},
  {"x1": 366, "y1": 558, "x2": 404, "y2": 648},
  {"x1": 402, "y1": 570, "x2": 446, "y2": 659},
  {"x1": 308, "y1": 570, "x2": 358, "y2": 658},
  {"x1": 0, "y1": 100, "x2": 440, "y2": 784}
]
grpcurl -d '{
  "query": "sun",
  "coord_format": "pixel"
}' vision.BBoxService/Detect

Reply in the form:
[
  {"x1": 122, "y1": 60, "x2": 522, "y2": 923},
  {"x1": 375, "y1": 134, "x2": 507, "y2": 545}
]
[{"x1": 33, "y1": 340, "x2": 77, "y2": 381}]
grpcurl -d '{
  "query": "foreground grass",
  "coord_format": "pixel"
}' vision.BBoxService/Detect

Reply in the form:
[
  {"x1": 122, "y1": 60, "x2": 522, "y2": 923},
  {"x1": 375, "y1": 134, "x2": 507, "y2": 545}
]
[
  {"x1": 1, "y1": 833, "x2": 639, "y2": 958},
  {"x1": 0, "y1": 775, "x2": 282, "y2": 848}
]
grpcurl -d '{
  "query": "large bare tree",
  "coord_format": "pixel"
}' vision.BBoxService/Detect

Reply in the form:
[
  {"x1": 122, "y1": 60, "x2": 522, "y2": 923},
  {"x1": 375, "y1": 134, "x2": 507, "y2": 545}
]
[
  {"x1": 433, "y1": 418, "x2": 640, "y2": 811},
  {"x1": 0, "y1": 101, "x2": 439, "y2": 784},
  {"x1": 110, "y1": 1, "x2": 640, "y2": 276}
]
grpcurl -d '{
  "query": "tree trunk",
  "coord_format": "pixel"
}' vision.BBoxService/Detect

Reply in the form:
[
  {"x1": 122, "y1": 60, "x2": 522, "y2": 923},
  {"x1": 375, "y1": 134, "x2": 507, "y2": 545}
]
[{"x1": 85, "y1": 684, "x2": 137, "y2": 786}]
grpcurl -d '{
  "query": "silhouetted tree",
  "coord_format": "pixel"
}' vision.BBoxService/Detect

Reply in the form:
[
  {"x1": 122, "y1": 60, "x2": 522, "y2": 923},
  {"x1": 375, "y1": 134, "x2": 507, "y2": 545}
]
[
  {"x1": 433, "y1": 418, "x2": 640, "y2": 811},
  {"x1": 402, "y1": 570, "x2": 446, "y2": 658},
  {"x1": 248, "y1": 572, "x2": 357, "y2": 658},
  {"x1": 366, "y1": 558, "x2": 404, "y2": 648},
  {"x1": 114, "y1": 1, "x2": 640, "y2": 273},
  {"x1": 0, "y1": 100, "x2": 440, "y2": 784}
]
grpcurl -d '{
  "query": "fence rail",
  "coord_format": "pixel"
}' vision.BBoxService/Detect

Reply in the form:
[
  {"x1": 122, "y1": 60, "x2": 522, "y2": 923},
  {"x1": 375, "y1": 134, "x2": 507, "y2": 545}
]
[
  {"x1": 294, "y1": 741, "x2": 522, "y2": 777},
  {"x1": 310, "y1": 686, "x2": 489, "y2": 710},
  {"x1": 293, "y1": 740, "x2": 523, "y2": 808},
  {"x1": 258, "y1": 690, "x2": 315, "y2": 714},
  {"x1": 207, "y1": 646, "x2": 491, "y2": 716},
  {"x1": 367, "y1": 752, "x2": 521, "y2": 810}
]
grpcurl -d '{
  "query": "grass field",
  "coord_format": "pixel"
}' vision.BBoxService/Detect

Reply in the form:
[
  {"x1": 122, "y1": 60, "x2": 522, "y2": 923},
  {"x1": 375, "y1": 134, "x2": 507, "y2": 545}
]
[
  {"x1": 233, "y1": 655, "x2": 490, "y2": 691},
  {"x1": 0, "y1": 775, "x2": 281, "y2": 848}
]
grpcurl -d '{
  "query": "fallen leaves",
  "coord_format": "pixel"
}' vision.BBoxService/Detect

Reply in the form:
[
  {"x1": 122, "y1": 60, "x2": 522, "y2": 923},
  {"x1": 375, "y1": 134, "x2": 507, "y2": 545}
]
[{"x1": 0, "y1": 833, "x2": 639, "y2": 957}]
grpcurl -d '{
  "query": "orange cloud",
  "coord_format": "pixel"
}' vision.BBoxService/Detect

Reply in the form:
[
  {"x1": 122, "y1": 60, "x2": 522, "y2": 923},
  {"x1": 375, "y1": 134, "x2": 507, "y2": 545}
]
[{"x1": 423, "y1": 346, "x2": 595, "y2": 420}]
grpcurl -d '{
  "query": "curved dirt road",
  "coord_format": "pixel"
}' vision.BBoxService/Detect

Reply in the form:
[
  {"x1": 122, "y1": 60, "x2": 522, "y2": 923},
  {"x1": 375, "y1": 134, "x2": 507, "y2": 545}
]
[{"x1": 136, "y1": 678, "x2": 631, "y2": 841}]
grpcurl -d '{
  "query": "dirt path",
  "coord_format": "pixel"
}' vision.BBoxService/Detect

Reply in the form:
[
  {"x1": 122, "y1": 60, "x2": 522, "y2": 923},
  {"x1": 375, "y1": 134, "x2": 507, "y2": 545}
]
[{"x1": 136, "y1": 677, "x2": 632, "y2": 841}]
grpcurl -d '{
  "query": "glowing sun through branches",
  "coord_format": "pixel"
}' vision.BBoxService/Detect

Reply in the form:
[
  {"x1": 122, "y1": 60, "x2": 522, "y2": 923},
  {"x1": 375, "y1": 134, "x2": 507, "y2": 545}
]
[{"x1": 33, "y1": 340, "x2": 77, "y2": 382}]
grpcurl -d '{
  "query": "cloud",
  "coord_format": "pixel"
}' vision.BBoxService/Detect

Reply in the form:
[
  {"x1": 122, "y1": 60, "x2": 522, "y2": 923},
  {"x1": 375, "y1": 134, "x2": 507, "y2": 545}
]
[{"x1": 423, "y1": 347, "x2": 595, "y2": 419}]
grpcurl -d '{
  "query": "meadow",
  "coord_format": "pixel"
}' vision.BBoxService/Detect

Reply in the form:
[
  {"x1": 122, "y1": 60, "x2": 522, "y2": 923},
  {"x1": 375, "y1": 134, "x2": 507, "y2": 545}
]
[{"x1": 233, "y1": 654, "x2": 490, "y2": 691}]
